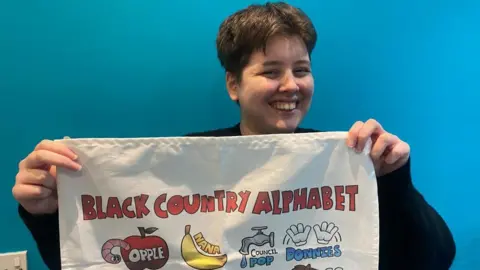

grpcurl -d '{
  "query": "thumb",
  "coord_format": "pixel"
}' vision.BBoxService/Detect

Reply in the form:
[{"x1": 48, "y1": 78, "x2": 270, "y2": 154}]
[
  {"x1": 304, "y1": 225, "x2": 312, "y2": 235},
  {"x1": 49, "y1": 165, "x2": 57, "y2": 180},
  {"x1": 313, "y1": 224, "x2": 321, "y2": 237}
]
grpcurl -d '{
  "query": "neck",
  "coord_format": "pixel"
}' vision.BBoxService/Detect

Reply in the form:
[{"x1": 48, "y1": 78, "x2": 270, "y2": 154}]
[
  {"x1": 239, "y1": 120, "x2": 297, "y2": 136},
  {"x1": 239, "y1": 121, "x2": 259, "y2": 136}
]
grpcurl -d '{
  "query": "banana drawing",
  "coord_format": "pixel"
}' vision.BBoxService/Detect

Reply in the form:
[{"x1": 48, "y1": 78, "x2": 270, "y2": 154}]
[{"x1": 181, "y1": 225, "x2": 228, "y2": 270}]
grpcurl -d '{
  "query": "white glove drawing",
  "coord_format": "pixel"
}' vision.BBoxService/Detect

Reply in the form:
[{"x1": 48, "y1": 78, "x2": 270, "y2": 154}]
[
  {"x1": 285, "y1": 223, "x2": 312, "y2": 247},
  {"x1": 313, "y1": 221, "x2": 339, "y2": 245}
]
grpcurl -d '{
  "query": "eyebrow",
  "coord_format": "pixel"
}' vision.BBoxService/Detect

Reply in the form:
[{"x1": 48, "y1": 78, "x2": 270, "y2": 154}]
[{"x1": 262, "y1": 60, "x2": 311, "y2": 66}]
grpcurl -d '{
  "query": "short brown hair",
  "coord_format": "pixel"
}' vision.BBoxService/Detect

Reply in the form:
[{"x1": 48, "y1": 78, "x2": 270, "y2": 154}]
[{"x1": 216, "y1": 2, "x2": 317, "y2": 80}]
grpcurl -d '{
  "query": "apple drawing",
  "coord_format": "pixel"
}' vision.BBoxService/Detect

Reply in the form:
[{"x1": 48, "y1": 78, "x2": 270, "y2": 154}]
[{"x1": 120, "y1": 227, "x2": 169, "y2": 270}]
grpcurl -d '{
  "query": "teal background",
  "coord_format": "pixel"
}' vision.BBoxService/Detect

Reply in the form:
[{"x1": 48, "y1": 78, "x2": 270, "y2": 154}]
[{"x1": 0, "y1": 0, "x2": 478, "y2": 269}]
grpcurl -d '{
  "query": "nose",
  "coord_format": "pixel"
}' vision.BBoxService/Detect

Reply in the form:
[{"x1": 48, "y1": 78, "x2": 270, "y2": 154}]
[{"x1": 278, "y1": 71, "x2": 299, "y2": 92}]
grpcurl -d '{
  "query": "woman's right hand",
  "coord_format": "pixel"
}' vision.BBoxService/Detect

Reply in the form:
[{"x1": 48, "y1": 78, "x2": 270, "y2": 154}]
[{"x1": 13, "y1": 139, "x2": 82, "y2": 215}]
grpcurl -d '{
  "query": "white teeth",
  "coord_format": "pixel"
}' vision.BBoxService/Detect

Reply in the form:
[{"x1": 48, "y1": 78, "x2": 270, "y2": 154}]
[{"x1": 272, "y1": 102, "x2": 297, "y2": 111}]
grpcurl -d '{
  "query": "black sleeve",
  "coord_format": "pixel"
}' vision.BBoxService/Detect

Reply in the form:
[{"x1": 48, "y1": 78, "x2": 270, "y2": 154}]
[
  {"x1": 18, "y1": 205, "x2": 61, "y2": 270},
  {"x1": 377, "y1": 158, "x2": 456, "y2": 269}
]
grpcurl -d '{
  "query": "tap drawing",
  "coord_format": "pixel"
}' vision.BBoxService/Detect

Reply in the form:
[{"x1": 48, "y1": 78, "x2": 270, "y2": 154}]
[{"x1": 239, "y1": 226, "x2": 275, "y2": 255}]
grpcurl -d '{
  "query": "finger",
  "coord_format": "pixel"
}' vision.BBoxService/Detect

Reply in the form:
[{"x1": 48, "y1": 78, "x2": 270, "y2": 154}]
[
  {"x1": 20, "y1": 150, "x2": 82, "y2": 171},
  {"x1": 370, "y1": 133, "x2": 397, "y2": 161},
  {"x1": 16, "y1": 169, "x2": 56, "y2": 190},
  {"x1": 346, "y1": 121, "x2": 364, "y2": 148},
  {"x1": 290, "y1": 225, "x2": 299, "y2": 234},
  {"x1": 286, "y1": 229, "x2": 296, "y2": 240},
  {"x1": 34, "y1": 139, "x2": 78, "y2": 161},
  {"x1": 12, "y1": 184, "x2": 53, "y2": 200},
  {"x1": 384, "y1": 142, "x2": 410, "y2": 165},
  {"x1": 297, "y1": 223, "x2": 304, "y2": 233},
  {"x1": 320, "y1": 221, "x2": 327, "y2": 231},
  {"x1": 326, "y1": 222, "x2": 335, "y2": 233},
  {"x1": 356, "y1": 119, "x2": 384, "y2": 152},
  {"x1": 330, "y1": 226, "x2": 339, "y2": 236}
]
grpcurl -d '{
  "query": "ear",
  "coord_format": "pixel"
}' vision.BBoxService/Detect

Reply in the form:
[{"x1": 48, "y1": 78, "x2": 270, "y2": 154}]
[{"x1": 226, "y1": 72, "x2": 239, "y2": 102}]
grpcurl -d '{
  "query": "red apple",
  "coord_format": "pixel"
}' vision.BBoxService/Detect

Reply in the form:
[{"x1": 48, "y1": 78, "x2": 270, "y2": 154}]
[{"x1": 120, "y1": 227, "x2": 169, "y2": 270}]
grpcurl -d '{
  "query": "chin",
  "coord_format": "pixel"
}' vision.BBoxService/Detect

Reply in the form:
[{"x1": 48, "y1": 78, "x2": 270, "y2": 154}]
[{"x1": 272, "y1": 120, "x2": 300, "y2": 133}]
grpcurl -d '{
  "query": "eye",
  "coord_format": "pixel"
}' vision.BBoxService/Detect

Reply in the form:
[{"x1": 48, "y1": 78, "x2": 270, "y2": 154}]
[
  {"x1": 261, "y1": 70, "x2": 281, "y2": 78},
  {"x1": 294, "y1": 68, "x2": 311, "y2": 77}
]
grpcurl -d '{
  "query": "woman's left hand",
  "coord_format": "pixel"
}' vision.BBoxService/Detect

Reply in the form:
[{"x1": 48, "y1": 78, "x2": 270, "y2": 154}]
[{"x1": 346, "y1": 119, "x2": 410, "y2": 177}]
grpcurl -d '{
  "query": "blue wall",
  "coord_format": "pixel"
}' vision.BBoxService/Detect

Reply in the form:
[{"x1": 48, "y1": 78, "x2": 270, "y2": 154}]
[{"x1": 0, "y1": 1, "x2": 478, "y2": 269}]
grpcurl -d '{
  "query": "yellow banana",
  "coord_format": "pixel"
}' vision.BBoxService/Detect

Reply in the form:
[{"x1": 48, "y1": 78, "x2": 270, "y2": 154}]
[{"x1": 181, "y1": 225, "x2": 228, "y2": 270}]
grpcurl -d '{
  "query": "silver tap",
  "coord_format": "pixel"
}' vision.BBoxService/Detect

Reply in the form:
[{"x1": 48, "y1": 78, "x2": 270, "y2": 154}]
[{"x1": 239, "y1": 226, "x2": 275, "y2": 255}]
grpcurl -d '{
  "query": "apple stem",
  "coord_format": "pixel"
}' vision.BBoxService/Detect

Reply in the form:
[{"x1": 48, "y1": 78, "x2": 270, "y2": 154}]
[
  {"x1": 185, "y1": 225, "x2": 191, "y2": 235},
  {"x1": 138, "y1": 227, "x2": 146, "y2": 238},
  {"x1": 137, "y1": 226, "x2": 158, "y2": 238}
]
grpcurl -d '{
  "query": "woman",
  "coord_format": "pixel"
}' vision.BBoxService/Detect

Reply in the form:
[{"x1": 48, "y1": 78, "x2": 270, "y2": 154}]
[{"x1": 13, "y1": 2, "x2": 455, "y2": 269}]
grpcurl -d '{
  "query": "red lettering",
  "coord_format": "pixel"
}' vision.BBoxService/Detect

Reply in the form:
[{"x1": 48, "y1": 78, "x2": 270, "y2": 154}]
[
  {"x1": 252, "y1": 192, "x2": 272, "y2": 214},
  {"x1": 346, "y1": 185, "x2": 359, "y2": 211},
  {"x1": 214, "y1": 190, "x2": 225, "y2": 211},
  {"x1": 82, "y1": 194, "x2": 151, "y2": 220},
  {"x1": 106, "y1": 197, "x2": 123, "y2": 218},
  {"x1": 95, "y1": 196, "x2": 107, "y2": 219},
  {"x1": 81, "y1": 195, "x2": 96, "y2": 220},
  {"x1": 154, "y1": 194, "x2": 168, "y2": 218},
  {"x1": 226, "y1": 192, "x2": 238, "y2": 213},
  {"x1": 167, "y1": 195, "x2": 184, "y2": 215},
  {"x1": 307, "y1": 188, "x2": 321, "y2": 209},
  {"x1": 134, "y1": 194, "x2": 150, "y2": 218},
  {"x1": 122, "y1": 198, "x2": 136, "y2": 218},
  {"x1": 271, "y1": 190, "x2": 282, "y2": 215},
  {"x1": 282, "y1": 191, "x2": 293, "y2": 213},
  {"x1": 321, "y1": 186, "x2": 333, "y2": 210},
  {"x1": 200, "y1": 195, "x2": 215, "y2": 213},
  {"x1": 293, "y1": 188, "x2": 307, "y2": 211},
  {"x1": 149, "y1": 191, "x2": 253, "y2": 217},
  {"x1": 237, "y1": 191, "x2": 251, "y2": 213},
  {"x1": 184, "y1": 194, "x2": 200, "y2": 214},
  {"x1": 335, "y1": 186, "x2": 345, "y2": 211}
]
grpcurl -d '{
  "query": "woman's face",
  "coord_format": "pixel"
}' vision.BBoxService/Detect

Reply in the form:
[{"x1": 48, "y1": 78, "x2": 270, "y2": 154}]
[{"x1": 227, "y1": 35, "x2": 314, "y2": 135}]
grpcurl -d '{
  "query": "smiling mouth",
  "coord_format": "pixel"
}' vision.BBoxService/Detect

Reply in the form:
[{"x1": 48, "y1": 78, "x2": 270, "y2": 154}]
[{"x1": 270, "y1": 101, "x2": 299, "y2": 112}]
